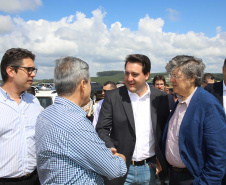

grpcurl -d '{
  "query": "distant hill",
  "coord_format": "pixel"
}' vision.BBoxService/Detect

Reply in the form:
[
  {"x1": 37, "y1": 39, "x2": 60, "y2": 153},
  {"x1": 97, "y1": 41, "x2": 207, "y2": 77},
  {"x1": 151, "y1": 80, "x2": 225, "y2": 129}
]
[
  {"x1": 0, "y1": 72, "x2": 223, "y2": 85},
  {"x1": 91, "y1": 72, "x2": 224, "y2": 86}
]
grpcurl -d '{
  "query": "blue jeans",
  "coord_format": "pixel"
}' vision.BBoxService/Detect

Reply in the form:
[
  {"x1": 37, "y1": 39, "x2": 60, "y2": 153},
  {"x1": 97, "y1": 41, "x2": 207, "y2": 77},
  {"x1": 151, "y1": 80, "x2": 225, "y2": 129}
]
[{"x1": 124, "y1": 161, "x2": 157, "y2": 185}]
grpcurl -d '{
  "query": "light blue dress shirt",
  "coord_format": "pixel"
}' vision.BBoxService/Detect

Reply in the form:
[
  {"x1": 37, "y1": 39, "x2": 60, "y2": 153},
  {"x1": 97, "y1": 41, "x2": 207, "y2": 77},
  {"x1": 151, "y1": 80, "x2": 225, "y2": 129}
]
[
  {"x1": 0, "y1": 87, "x2": 42, "y2": 178},
  {"x1": 36, "y1": 96, "x2": 127, "y2": 185}
]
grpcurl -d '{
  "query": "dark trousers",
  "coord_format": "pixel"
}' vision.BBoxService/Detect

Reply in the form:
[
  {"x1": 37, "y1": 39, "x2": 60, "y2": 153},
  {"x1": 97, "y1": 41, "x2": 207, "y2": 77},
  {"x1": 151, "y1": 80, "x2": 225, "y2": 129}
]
[
  {"x1": 0, "y1": 170, "x2": 40, "y2": 185},
  {"x1": 169, "y1": 167, "x2": 194, "y2": 185},
  {"x1": 222, "y1": 174, "x2": 226, "y2": 185}
]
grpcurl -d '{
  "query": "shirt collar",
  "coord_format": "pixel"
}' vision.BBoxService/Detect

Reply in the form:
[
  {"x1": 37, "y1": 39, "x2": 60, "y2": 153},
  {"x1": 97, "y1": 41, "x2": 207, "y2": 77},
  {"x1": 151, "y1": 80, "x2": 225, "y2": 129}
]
[
  {"x1": 0, "y1": 87, "x2": 8, "y2": 100},
  {"x1": 177, "y1": 87, "x2": 197, "y2": 107},
  {"x1": 54, "y1": 96, "x2": 87, "y2": 117},
  {"x1": 128, "y1": 82, "x2": 151, "y2": 98},
  {"x1": 0, "y1": 87, "x2": 26, "y2": 101},
  {"x1": 223, "y1": 80, "x2": 226, "y2": 91}
]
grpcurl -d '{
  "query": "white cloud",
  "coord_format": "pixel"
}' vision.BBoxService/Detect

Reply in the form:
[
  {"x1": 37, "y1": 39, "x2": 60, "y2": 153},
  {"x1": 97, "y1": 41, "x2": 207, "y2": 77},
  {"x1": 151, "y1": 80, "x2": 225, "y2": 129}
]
[
  {"x1": 0, "y1": 8, "x2": 225, "y2": 79},
  {"x1": 166, "y1": 8, "x2": 180, "y2": 21},
  {"x1": 216, "y1": 26, "x2": 222, "y2": 34},
  {"x1": 0, "y1": 15, "x2": 15, "y2": 33},
  {"x1": 0, "y1": 0, "x2": 42, "y2": 13}
]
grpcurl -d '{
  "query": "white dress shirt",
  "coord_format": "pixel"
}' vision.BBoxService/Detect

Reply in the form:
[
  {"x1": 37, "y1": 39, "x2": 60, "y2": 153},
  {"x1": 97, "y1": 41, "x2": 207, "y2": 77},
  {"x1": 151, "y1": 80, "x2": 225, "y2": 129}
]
[
  {"x1": 93, "y1": 99, "x2": 104, "y2": 128},
  {"x1": 0, "y1": 87, "x2": 42, "y2": 178},
  {"x1": 128, "y1": 84, "x2": 155, "y2": 161},
  {"x1": 223, "y1": 80, "x2": 226, "y2": 114}
]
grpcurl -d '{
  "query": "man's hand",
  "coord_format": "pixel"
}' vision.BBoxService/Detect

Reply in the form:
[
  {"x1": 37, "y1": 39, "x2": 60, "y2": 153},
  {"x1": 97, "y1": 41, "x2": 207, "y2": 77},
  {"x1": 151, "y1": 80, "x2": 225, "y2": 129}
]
[
  {"x1": 111, "y1": 147, "x2": 117, "y2": 154},
  {"x1": 114, "y1": 153, "x2": 126, "y2": 163},
  {"x1": 111, "y1": 148, "x2": 126, "y2": 163}
]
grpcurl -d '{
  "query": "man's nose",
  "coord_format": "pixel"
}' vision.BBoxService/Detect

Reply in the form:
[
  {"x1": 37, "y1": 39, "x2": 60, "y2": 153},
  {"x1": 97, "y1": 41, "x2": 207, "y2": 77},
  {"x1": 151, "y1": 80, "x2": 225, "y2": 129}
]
[{"x1": 128, "y1": 74, "x2": 133, "y2": 81}]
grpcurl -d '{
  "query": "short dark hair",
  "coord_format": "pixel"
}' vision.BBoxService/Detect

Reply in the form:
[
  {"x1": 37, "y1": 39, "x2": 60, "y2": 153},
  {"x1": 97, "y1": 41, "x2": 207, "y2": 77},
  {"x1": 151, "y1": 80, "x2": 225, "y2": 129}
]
[
  {"x1": 103, "y1": 81, "x2": 116, "y2": 89},
  {"x1": 1, "y1": 48, "x2": 35, "y2": 82},
  {"x1": 223, "y1": 59, "x2": 226, "y2": 67},
  {"x1": 165, "y1": 84, "x2": 169, "y2": 87},
  {"x1": 202, "y1": 73, "x2": 214, "y2": 84},
  {"x1": 125, "y1": 54, "x2": 151, "y2": 75},
  {"x1": 153, "y1": 75, "x2": 166, "y2": 85}
]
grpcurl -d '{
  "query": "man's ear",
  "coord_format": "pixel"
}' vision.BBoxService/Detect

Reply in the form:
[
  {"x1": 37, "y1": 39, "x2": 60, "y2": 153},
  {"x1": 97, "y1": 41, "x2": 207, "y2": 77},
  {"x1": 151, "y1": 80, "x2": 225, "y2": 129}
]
[
  {"x1": 6, "y1": 66, "x2": 15, "y2": 78},
  {"x1": 79, "y1": 80, "x2": 86, "y2": 93},
  {"x1": 145, "y1": 72, "x2": 150, "y2": 81}
]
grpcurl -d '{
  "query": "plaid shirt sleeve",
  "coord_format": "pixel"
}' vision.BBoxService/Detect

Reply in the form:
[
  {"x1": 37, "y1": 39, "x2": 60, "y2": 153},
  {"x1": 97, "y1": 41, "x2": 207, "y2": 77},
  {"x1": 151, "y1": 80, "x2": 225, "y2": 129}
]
[{"x1": 69, "y1": 118, "x2": 127, "y2": 180}]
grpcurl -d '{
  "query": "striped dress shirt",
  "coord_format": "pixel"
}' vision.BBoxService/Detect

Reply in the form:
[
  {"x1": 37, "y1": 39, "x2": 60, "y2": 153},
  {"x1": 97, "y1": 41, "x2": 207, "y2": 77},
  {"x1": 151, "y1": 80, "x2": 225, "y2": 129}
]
[
  {"x1": 36, "y1": 96, "x2": 127, "y2": 185},
  {"x1": 0, "y1": 87, "x2": 42, "y2": 178}
]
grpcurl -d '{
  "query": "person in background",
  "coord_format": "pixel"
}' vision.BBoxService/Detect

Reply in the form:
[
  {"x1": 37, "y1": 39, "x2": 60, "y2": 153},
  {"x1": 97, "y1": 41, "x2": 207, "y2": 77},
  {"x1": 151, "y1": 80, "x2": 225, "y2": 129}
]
[
  {"x1": 205, "y1": 59, "x2": 226, "y2": 184},
  {"x1": 164, "y1": 84, "x2": 170, "y2": 94},
  {"x1": 93, "y1": 81, "x2": 116, "y2": 128},
  {"x1": 82, "y1": 97, "x2": 94, "y2": 121},
  {"x1": 162, "y1": 55, "x2": 226, "y2": 184},
  {"x1": 40, "y1": 84, "x2": 46, "y2": 90},
  {"x1": 36, "y1": 56, "x2": 127, "y2": 185},
  {"x1": 0, "y1": 48, "x2": 42, "y2": 185},
  {"x1": 153, "y1": 75, "x2": 175, "y2": 111},
  {"x1": 201, "y1": 73, "x2": 215, "y2": 88},
  {"x1": 96, "y1": 54, "x2": 170, "y2": 185}
]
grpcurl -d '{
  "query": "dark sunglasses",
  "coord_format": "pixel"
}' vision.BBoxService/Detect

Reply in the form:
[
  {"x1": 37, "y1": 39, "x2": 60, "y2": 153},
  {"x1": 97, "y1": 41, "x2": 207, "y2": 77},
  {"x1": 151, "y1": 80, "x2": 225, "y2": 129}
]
[{"x1": 11, "y1": 66, "x2": 38, "y2": 75}]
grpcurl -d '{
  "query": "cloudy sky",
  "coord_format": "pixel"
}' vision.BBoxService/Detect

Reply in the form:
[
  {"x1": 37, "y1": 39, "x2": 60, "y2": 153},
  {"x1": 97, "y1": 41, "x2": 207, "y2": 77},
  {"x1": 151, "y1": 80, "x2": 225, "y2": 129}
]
[{"x1": 0, "y1": 0, "x2": 225, "y2": 79}]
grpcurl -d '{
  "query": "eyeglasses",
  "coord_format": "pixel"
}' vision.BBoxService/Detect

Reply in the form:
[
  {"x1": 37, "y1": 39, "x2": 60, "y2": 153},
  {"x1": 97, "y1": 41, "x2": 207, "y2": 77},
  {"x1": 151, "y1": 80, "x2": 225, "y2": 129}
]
[
  {"x1": 169, "y1": 74, "x2": 181, "y2": 79},
  {"x1": 11, "y1": 66, "x2": 38, "y2": 75}
]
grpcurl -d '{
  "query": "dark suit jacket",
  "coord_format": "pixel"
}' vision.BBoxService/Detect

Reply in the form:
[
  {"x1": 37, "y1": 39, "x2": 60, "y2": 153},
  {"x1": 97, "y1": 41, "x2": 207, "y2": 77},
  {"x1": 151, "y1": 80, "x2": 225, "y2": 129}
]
[
  {"x1": 205, "y1": 81, "x2": 226, "y2": 184},
  {"x1": 167, "y1": 94, "x2": 175, "y2": 110},
  {"x1": 96, "y1": 85, "x2": 170, "y2": 185},
  {"x1": 205, "y1": 80, "x2": 223, "y2": 106},
  {"x1": 162, "y1": 87, "x2": 226, "y2": 184}
]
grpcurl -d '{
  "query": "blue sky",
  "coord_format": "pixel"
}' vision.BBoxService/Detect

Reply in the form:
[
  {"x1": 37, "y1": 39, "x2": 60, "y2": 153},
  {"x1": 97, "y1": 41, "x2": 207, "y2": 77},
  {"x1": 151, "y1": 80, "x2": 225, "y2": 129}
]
[{"x1": 0, "y1": 0, "x2": 225, "y2": 79}]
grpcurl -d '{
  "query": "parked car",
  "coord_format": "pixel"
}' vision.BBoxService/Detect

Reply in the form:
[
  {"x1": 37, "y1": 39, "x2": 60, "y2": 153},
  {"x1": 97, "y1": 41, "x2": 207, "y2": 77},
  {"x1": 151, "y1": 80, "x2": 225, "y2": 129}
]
[
  {"x1": 35, "y1": 90, "x2": 57, "y2": 109},
  {"x1": 90, "y1": 82, "x2": 103, "y2": 101},
  {"x1": 147, "y1": 82, "x2": 153, "y2": 87}
]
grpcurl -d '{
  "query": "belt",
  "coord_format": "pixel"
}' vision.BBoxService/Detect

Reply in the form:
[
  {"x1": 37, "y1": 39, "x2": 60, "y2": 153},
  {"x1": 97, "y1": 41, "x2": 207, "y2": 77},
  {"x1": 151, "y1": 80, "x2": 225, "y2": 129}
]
[
  {"x1": 172, "y1": 166, "x2": 190, "y2": 173},
  {"x1": 0, "y1": 169, "x2": 37, "y2": 182},
  {"x1": 131, "y1": 156, "x2": 154, "y2": 166}
]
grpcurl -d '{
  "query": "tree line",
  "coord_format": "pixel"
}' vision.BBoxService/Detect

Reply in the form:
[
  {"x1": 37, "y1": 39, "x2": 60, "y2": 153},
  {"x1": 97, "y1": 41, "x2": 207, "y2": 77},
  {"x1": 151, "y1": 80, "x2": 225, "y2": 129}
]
[{"x1": 96, "y1": 70, "x2": 124, "y2": 77}]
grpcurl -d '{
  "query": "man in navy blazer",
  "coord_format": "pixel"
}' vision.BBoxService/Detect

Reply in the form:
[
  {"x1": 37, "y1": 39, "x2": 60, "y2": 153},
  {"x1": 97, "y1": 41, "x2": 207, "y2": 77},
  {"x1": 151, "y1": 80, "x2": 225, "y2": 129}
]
[
  {"x1": 162, "y1": 55, "x2": 226, "y2": 185},
  {"x1": 205, "y1": 59, "x2": 226, "y2": 184}
]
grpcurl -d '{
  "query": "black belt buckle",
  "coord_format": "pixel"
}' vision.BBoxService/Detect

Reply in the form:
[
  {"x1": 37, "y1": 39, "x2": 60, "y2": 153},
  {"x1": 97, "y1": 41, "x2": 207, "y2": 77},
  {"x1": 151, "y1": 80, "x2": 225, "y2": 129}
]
[
  {"x1": 131, "y1": 157, "x2": 152, "y2": 166},
  {"x1": 0, "y1": 169, "x2": 37, "y2": 182},
  {"x1": 172, "y1": 166, "x2": 189, "y2": 173}
]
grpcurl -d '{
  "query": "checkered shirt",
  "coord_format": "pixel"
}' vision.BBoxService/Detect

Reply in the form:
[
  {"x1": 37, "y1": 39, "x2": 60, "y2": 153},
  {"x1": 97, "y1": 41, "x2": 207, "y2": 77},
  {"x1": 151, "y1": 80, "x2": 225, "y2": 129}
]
[{"x1": 36, "y1": 96, "x2": 127, "y2": 184}]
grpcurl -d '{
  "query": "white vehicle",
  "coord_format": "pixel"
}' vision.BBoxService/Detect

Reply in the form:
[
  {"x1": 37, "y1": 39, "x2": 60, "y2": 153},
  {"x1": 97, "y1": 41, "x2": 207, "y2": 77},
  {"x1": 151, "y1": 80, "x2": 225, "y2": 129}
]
[{"x1": 35, "y1": 90, "x2": 57, "y2": 109}]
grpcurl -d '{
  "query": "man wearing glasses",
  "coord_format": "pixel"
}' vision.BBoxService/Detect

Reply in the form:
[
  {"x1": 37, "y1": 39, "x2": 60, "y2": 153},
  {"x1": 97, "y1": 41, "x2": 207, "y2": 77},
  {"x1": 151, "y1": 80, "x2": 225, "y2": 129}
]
[
  {"x1": 162, "y1": 55, "x2": 226, "y2": 184},
  {"x1": 93, "y1": 81, "x2": 116, "y2": 128},
  {"x1": 0, "y1": 48, "x2": 42, "y2": 185}
]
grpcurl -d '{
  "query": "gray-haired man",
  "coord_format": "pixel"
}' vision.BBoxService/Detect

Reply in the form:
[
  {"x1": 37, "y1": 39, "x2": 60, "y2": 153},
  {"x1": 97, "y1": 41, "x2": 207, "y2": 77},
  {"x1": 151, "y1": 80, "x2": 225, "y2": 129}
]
[{"x1": 36, "y1": 56, "x2": 127, "y2": 184}]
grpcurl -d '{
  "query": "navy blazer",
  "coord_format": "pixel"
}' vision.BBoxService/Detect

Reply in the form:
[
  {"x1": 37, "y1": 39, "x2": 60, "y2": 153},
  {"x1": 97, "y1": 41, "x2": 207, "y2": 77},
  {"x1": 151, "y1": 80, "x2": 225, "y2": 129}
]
[{"x1": 162, "y1": 87, "x2": 226, "y2": 184}]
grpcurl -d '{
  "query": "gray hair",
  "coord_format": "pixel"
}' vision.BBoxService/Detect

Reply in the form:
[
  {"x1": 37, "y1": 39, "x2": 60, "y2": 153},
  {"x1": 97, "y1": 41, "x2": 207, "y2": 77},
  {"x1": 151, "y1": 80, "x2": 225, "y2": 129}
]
[
  {"x1": 165, "y1": 55, "x2": 205, "y2": 87},
  {"x1": 54, "y1": 56, "x2": 90, "y2": 96}
]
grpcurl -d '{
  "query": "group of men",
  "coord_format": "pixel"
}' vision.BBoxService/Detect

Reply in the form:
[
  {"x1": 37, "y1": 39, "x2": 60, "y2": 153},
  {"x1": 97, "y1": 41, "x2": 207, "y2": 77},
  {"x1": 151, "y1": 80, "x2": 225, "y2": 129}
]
[{"x1": 0, "y1": 48, "x2": 225, "y2": 185}]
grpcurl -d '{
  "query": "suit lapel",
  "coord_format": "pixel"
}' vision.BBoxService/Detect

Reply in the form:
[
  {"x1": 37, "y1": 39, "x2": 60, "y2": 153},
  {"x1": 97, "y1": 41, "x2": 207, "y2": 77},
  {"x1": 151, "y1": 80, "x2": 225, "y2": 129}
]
[
  {"x1": 150, "y1": 87, "x2": 157, "y2": 139},
  {"x1": 120, "y1": 86, "x2": 136, "y2": 132},
  {"x1": 179, "y1": 87, "x2": 200, "y2": 143}
]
